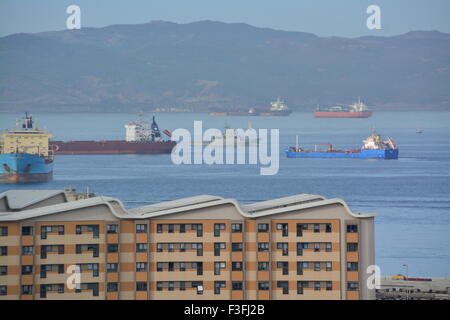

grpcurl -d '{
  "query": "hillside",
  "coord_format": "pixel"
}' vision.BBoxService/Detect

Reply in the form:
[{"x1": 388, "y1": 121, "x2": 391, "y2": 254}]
[{"x1": 0, "y1": 20, "x2": 449, "y2": 112}]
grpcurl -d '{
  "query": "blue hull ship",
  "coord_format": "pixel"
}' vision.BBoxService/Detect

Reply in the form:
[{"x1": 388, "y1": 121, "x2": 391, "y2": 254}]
[
  {"x1": 0, "y1": 113, "x2": 54, "y2": 183},
  {"x1": 286, "y1": 131, "x2": 399, "y2": 160},
  {"x1": 0, "y1": 153, "x2": 53, "y2": 183}
]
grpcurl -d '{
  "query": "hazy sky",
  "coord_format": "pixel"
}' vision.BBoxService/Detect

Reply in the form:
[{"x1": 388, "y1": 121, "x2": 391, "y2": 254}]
[{"x1": 0, "y1": 0, "x2": 449, "y2": 37}]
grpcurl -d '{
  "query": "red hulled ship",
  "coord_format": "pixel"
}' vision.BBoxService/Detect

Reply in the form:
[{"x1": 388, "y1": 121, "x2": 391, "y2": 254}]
[{"x1": 53, "y1": 116, "x2": 175, "y2": 155}]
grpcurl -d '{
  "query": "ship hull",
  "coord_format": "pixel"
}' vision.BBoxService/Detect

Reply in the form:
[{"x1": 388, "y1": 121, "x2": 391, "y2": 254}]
[
  {"x1": 314, "y1": 111, "x2": 372, "y2": 118},
  {"x1": 0, "y1": 153, "x2": 53, "y2": 183},
  {"x1": 52, "y1": 140, "x2": 176, "y2": 155},
  {"x1": 285, "y1": 148, "x2": 398, "y2": 159}
]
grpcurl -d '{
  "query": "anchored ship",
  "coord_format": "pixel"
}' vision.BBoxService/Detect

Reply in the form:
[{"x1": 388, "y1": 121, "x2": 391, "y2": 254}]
[
  {"x1": 0, "y1": 113, "x2": 54, "y2": 183},
  {"x1": 286, "y1": 130, "x2": 398, "y2": 159},
  {"x1": 193, "y1": 122, "x2": 259, "y2": 146},
  {"x1": 314, "y1": 98, "x2": 373, "y2": 118},
  {"x1": 209, "y1": 98, "x2": 292, "y2": 116},
  {"x1": 52, "y1": 116, "x2": 176, "y2": 155}
]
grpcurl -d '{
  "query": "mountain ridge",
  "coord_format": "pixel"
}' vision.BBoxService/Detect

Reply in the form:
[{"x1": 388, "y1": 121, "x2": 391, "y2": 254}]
[{"x1": 0, "y1": 20, "x2": 449, "y2": 112}]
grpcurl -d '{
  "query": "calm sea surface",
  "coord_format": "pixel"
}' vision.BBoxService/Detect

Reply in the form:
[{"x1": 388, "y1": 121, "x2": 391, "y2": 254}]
[{"x1": 1, "y1": 111, "x2": 449, "y2": 277}]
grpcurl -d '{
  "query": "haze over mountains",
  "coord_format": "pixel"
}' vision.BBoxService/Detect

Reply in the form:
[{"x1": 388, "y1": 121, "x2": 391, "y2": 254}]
[{"x1": 0, "y1": 20, "x2": 449, "y2": 112}]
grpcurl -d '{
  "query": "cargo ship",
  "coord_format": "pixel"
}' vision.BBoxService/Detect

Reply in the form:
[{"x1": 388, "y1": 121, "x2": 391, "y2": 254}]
[
  {"x1": 314, "y1": 98, "x2": 372, "y2": 118},
  {"x1": 286, "y1": 130, "x2": 398, "y2": 159},
  {"x1": 0, "y1": 113, "x2": 54, "y2": 183},
  {"x1": 52, "y1": 116, "x2": 176, "y2": 155},
  {"x1": 209, "y1": 98, "x2": 292, "y2": 116}
]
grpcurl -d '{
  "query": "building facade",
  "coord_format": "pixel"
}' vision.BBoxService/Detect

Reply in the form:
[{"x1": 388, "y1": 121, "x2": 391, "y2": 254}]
[{"x1": 0, "y1": 189, "x2": 375, "y2": 300}]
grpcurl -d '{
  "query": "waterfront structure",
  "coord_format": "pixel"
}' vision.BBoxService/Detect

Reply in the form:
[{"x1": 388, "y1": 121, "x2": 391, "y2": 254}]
[{"x1": 0, "y1": 189, "x2": 375, "y2": 300}]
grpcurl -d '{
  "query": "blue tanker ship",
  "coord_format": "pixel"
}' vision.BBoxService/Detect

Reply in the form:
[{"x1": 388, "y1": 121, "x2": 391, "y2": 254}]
[
  {"x1": 0, "y1": 113, "x2": 54, "y2": 183},
  {"x1": 286, "y1": 131, "x2": 398, "y2": 159}
]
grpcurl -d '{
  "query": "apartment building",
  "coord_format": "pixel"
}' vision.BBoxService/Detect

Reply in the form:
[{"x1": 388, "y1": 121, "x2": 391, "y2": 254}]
[{"x1": 0, "y1": 189, "x2": 375, "y2": 300}]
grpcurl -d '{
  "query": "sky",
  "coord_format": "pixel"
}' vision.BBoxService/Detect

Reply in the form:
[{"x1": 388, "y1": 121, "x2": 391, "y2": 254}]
[{"x1": 0, "y1": 0, "x2": 449, "y2": 38}]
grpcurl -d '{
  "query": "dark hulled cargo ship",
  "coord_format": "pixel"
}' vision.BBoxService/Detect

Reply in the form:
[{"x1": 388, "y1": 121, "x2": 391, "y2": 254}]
[{"x1": 53, "y1": 116, "x2": 175, "y2": 155}]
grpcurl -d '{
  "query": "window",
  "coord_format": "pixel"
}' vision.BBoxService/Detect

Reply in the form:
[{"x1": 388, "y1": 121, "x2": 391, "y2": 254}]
[
  {"x1": 22, "y1": 285, "x2": 33, "y2": 295},
  {"x1": 179, "y1": 224, "x2": 186, "y2": 233},
  {"x1": 196, "y1": 262, "x2": 203, "y2": 276},
  {"x1": 277, "y1": 242, "x2": 288, "y2": 256},
  {"x1": 258, "y1": 262, "x2": 269, "y2": 271},
  {"x1": 107, "y1": 282, "x2": 118, "y2": 292},
  {"x1": 167, "y1": 224, "x2": 174, "y2": 233},
  {"x1": 136, "y1": 262, "x2": 147, "y2": 272},
  {"x1": 347, "y1": 262, "x2": 358, "y2": 271},
  {"x1": 314, "y1": 262, "x2": 321, "y2": 271},
  {"x1": 0, "y1": 246, "x2": 7, "y2": 256},
  {"x1": 168, "y1": 281, "x2": 174, "y2": 291},
  {"x1": 180, "y1": 243, "x2": 186, "y2": 252},
  {"x1": 180, "y1": 282, "x2": 186, "y2": 291},
  {"x1": 277, "y1": 262, "x2": 289, "y2": 275},
  {"x1": 214, "y1": 243, "x2": 225, "y2": 256},
  {"x1": 258, "y1": 282, "x2": 270, "y2": 291},
  {"x1": 258, "y1": 242, "x2": 269, "y2": 252},
  {"x1": 258, "y1": 223, "x2": 269, "y2": 232},
  {"x1": 136, "y1": 243, "x2": 148, "y2": 252},
  {"x1": 157, "y1": 282, "x2": 163, "y2": 291},
  {"x1": 347, "y1": 243, "x2": 358, "y2": 252},
  {"x1": 314, "y1": 224, "x2": 320, "y2": 233},
  {"x1": 168, "y1": 262, "x2": 174, "y2": 272},
  {"x1": 107, "y1": 244, "x2": 119, "y2": 253},
  {"x1": 22, "y1": 246, "x2": 33, "y2": 255},
  {"x1": 214, "y1": 223, "x2": 226, "y2": 237},
  {"x1": 314, "y1": 281, "x2": 321, "y2": 291},
  {"x1": 157, "y1": 262, "x2": 163, "y2": 272},
  {"x1": 277, "y1": 281, "x2": 289, "y2": 295},
  {"x1": 297, "y1": 262, "x2": 303, "y2": 275},
  {"x1": 214, "y1": 262, "x2": 226, "y2": 275},
  {"x1": 0, "y1": 266, "x2": 7, "y2": 276},
  {"x1": 136, "y1": 282, "x2": 147, "y2": 291},
  {"x1": 107, "y1": 263, "x2": 118, "y2": 272},
  {"x1": 231, "y1": 223, "x2": 242, "y2": 233},
  {"x1": 296, "y1": 223, "x2": 306, "y2": 236},
  {"x1": 326, "y1": 262, "x2": 332, "y2": 272},
  {"x1": 76, "y1": 244, "x2": 99, "y2": 257},
  {"x1": 41, "y1": 245, "x2": 64, "y2": 258},
  {"x1": 168, "y1": 243, "x2": 174, "y2": 253},
  {"x1": 214, "y1": 281, "x2": 226, "y2": 294},
  {"x1": 296, "y1": 243, "x2": 303, "y2": 256},
  {"x1": 347, "y1": 282, "x2": 359, "y2": 291},
  {"x1": 0, "y1": 226, "x2": 8, "y2": 236},
  {"x1": 276, "y1": 223, "x2": 288, "y2": 236},
  {"x1": 22, "y1": 226, "x2": 33, "y2": 236},
  {"x1": 297, "y1": 281, "x2": 308, "y2": 294},
  {"x1": 0, "y1": 285, "x2": 6, "y2": 296},
  {"x1": 40, "y1": 225, "x2": 64, "y2": 239},
  {"x1": 192, "y1": 243, "x2": 203, "y2": 256},
  {"x1": 232, "y1": 242, "x2": 243, "y2": 252},
  {"x1": 22, "y1": 265, "x2": 33, "y2": 275},
  {"x1": 136, "y1": 224, "x2": 147, "y2": 233},
  {"x1": 326, "y1": 224, "x2": 332, "y2": 233},
  {"x1": 326, "y1": 243, "x2": 332, "y2": 252},
  {"x1": 157, "y1": 224, "x2": 163, "y2": 233},
  {"x1": 232, "y1": 281, "x2": 243, "y2": 290},
  {"x1": 326, "y1": 281, "x2": 332, "y2": 291},
  {"x1": 107, "y1": 224, "x2": 118, "y2": 234},
  {"x1": 76, "y1": 225, "x2": 99, "y2": 238},
  {"x1": 179, "y1": 262, "x2": 186, "y2": 272},
  {"x1": 232, "y1": 262, "x2": 243, "y2": 271},
  {"x1": 191, "y1": 224, "x2": 203, "y2": 237},
  {"x1": 314, "y1": 243, "x2": 320, "y2": 252},
  {"x1": 347, "y1": 224, "x2": 358, "y2": 233}
]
